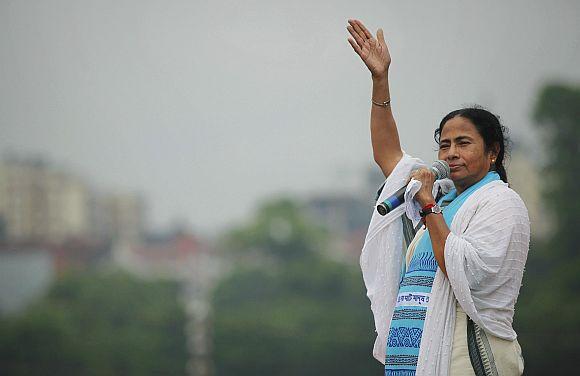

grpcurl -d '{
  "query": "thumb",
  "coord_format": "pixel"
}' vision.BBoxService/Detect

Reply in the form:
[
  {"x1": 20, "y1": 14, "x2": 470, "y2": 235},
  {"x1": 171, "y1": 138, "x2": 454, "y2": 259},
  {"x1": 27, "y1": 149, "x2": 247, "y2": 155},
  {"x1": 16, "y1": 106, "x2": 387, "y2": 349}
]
[{"x1": 376, "y1": 28, "x2": 385, "y2": 45}]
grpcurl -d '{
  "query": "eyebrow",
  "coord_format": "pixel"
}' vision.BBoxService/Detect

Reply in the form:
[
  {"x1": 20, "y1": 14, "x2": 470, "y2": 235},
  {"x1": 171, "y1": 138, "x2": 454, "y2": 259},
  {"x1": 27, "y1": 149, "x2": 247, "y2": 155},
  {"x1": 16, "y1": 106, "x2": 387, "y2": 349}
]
[{"x1": 439, "y1": 135, "x2": 474, "y2": 143}]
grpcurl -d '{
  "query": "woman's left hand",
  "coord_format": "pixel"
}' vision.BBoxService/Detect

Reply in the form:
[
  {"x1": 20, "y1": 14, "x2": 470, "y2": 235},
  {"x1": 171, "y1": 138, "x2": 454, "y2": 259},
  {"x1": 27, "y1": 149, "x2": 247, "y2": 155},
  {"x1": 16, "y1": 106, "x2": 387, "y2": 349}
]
[{"x1": 409, "y1": 168, "x2": 436, "y2": 207}]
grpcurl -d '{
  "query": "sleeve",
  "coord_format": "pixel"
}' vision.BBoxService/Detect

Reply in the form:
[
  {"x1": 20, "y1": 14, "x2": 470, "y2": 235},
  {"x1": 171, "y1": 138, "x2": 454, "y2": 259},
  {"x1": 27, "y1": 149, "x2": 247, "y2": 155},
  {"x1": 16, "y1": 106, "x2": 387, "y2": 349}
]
[{"x1": 443, "y1": 187, "x2": 530, "y2": 335}]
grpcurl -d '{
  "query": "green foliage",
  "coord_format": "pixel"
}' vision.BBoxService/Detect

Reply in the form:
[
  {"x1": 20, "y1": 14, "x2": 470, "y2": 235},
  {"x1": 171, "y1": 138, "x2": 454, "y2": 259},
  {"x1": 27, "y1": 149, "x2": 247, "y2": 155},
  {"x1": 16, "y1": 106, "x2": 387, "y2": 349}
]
[
  {"x1": 0, "y1": 270, "x2": 188, "y2": 376},
  {"x1": 221, "y1": 198, "x2": 330, "y2": 261},
  {"x1": 532, "y1": 84, "x2": 580, "y2": 256},
  {"x1": 212, "y1": 260, "x2": 380, "y2": 375},
  {"x1": 0, "y1": 304, "x2": 82, "y2": 374},
  {"x1": 514, "y1": 83, "x2": 580, "y2": 374},
  {"x1": 212, "y1": 197, "x2": 381, "y2": 375}
]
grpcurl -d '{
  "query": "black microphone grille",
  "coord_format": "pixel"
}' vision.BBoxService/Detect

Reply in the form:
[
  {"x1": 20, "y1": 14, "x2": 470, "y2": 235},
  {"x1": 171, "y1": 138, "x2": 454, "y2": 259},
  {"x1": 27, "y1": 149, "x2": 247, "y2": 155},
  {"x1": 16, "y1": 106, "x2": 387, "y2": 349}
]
[{"x1": 431, "y1": 160, "x2": 450, "y2": 180}]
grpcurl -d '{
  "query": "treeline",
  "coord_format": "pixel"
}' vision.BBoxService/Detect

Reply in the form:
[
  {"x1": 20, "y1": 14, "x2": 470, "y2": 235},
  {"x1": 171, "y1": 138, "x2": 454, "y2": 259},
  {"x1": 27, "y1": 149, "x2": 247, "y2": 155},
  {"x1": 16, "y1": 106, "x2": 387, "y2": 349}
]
[
  {"x1": 212, "y1": 199, "x2": 381, "y2": 375},
  {"x1": 0, "y1": 271, "x2": 188, "y2": 375}
]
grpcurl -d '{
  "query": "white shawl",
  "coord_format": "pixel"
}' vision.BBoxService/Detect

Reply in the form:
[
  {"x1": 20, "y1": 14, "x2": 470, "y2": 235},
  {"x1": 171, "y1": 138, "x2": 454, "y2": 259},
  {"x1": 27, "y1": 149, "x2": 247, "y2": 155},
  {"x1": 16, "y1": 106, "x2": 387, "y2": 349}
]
[{"x1": 360, "y1": 153, "x2": 530, "y2": 375}]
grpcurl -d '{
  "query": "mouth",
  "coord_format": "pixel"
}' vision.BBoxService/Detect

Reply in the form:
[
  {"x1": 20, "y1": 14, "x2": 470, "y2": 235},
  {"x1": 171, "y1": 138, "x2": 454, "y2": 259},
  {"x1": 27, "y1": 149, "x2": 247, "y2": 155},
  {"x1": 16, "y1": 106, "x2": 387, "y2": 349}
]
[{"x1": 449, "y1": 164, "x2": 463, "y2": 171}]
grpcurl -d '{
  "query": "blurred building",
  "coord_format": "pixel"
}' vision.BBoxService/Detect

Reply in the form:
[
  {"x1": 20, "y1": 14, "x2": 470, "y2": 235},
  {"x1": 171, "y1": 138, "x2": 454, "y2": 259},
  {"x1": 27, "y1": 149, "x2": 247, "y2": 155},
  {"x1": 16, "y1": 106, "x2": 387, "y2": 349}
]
[
  {"x1": 0, "y1": 154, "x2": 146, "y2": 245},
  {"x1": 507, "y1": 148, "x2": 550, "y2": 239},
  {"x1": 112, "y1": 228, "x2": 209, "y2": 279},
  {"x1": 0, "y1": 155, "x2": 91, "y2": 243},
  {"x1": 96, "y1": 191, "x2": 146, "y2": 244},
  {"x1": 305, "y1": 194, "x2": 371, "y2": 235},
  {"x1": 303, "y1": 166, "x2": 383, "y2": 262}
]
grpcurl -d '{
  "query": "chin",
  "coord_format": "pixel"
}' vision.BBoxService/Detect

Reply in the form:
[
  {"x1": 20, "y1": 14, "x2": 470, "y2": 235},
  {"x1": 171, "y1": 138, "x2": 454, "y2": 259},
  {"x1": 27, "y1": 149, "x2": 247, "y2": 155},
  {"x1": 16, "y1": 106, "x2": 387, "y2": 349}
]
[{"x1": 449, "y1": 171, "x2": 464, "y2": 181}]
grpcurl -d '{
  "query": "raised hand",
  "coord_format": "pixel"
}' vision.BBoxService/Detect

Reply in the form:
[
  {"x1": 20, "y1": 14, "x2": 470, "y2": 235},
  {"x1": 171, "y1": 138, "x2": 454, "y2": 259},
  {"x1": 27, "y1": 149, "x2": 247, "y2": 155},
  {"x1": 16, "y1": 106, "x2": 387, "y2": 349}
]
[{"x1": 347, "y1": 19, "x2": 391, "y2": 79}]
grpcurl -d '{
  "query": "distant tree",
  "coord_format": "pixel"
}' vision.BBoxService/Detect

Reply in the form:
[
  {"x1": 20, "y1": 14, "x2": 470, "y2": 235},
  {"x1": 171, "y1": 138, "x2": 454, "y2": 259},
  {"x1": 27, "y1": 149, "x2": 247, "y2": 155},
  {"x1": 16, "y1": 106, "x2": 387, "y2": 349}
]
[
  {"x1": 0, "y1": 270, "x2": 188, "y2": 376},
  {"x1": 0, "y1": 304, "x2": 82, "y2": 374},
  {"x1": 515, "y1": 83, "x2": 580, "y2": 375},
  {"x1": 0, "y1": 216, "x2": 7, "y2": 241},
  {"x1": 532, "y1": 84, "x2": 580, "y2": 257},
  {"x1": 221, "y1": 198, "x2": 329, "y2": 262},
  {"x1": 212, "y1": 198, "x2": 381, "y2": 375}
]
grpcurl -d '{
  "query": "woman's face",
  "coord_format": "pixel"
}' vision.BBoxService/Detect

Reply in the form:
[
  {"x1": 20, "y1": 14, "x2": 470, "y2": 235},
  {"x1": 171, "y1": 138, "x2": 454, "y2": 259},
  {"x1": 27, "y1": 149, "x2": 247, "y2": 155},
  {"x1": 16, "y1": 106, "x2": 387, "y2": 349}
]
[{"x1": 437, "y1": 116, "x2": 496, "y2": 193}]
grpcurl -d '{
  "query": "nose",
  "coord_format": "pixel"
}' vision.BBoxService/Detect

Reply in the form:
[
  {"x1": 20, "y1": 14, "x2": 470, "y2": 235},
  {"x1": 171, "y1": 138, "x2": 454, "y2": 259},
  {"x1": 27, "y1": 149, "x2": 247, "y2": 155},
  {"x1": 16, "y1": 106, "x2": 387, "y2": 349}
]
[{"x1": 446, "y1": 143, "x2": 459, "y2": 160}]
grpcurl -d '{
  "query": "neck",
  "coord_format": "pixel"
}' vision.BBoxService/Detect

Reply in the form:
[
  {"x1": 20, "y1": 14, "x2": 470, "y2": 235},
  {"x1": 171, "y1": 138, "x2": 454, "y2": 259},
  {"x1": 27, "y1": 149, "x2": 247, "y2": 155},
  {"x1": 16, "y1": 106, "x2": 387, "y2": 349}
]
[
  {"x1": 454, "y1": 184, "x2": 467, "y2": 195},
  {"x1": 453, "y1": 171, "x2": 495, "y2": 195}
]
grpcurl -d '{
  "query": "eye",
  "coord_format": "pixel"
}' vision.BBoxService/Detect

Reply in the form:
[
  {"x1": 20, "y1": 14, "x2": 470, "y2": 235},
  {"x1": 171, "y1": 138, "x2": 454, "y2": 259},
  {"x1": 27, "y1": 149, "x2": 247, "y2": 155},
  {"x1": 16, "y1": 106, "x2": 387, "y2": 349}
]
[{"x1": 439, "y1": 144, "x2": 450, "y2": 150}]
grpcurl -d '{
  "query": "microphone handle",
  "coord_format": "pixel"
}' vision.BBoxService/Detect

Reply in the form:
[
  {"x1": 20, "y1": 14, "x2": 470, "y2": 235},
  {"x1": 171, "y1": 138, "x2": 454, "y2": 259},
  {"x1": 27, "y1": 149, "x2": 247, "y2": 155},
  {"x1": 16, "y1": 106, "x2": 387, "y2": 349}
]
[
  {"x1": 376, "y1": 185, "x2": 407, "y2": 215},
  {"x1": 376, "y1": 166, "x2": 441, "y2": 216}
]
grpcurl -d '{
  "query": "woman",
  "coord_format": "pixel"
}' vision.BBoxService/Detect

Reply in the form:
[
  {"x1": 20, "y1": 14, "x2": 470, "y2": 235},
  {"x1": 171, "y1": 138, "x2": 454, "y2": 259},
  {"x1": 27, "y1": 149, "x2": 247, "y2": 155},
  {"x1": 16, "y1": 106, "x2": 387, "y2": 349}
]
[{"x1": 347, "y1": 19, "x2": 530, "y2": 375}]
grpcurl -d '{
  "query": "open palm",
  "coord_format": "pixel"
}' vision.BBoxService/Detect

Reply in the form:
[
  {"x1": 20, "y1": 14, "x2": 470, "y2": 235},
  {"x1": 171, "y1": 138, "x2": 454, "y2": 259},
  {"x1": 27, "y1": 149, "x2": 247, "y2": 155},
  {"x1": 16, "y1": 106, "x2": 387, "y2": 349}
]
[{"x1": 347, "y1": 19, "x2": 391, "y2": 78}]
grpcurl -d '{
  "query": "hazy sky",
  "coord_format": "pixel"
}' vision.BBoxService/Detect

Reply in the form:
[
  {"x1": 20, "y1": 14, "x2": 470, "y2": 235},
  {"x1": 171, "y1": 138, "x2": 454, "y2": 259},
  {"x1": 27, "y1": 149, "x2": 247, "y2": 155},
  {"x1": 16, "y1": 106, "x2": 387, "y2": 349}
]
[{"x1": 2, "y1": 0, "x2": 579, "y2": 237}]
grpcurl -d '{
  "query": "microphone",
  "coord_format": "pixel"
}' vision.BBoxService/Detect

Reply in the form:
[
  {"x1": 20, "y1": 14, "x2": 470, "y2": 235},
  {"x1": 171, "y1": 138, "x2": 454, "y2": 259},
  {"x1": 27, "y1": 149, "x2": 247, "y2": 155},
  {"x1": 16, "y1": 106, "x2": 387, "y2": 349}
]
[{"x1": 376, "y1": 160, "x2": 450, "y2": 216}]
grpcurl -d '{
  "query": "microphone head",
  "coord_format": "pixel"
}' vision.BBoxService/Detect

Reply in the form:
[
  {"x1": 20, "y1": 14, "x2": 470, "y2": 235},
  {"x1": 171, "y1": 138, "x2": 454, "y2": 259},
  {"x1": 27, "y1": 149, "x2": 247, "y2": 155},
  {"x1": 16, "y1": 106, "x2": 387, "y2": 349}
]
[{"x1": 431, "y1": 160, "x2": 450, "y2": 180}]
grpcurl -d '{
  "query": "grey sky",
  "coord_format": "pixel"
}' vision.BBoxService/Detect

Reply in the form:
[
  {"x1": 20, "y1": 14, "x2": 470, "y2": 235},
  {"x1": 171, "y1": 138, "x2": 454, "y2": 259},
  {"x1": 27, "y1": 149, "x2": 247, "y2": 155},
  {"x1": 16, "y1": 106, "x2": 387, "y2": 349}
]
[{"x1": 2, "y1": 0, "x2": 579, "y2": 237}]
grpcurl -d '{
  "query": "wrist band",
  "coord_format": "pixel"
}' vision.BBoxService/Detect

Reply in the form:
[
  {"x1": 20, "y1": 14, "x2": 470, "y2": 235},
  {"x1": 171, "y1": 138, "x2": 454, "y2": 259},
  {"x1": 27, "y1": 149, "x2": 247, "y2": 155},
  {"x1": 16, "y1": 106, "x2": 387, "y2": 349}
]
[
  {"x1": 421, "y1": 203, "x2": 436, "y2": 211},
  {"x1": 371, "y1": 98, "x2": 391, "y2": 107},
  {"x1": 420, "y1": 203, "x2": 435, "y2": 227}
]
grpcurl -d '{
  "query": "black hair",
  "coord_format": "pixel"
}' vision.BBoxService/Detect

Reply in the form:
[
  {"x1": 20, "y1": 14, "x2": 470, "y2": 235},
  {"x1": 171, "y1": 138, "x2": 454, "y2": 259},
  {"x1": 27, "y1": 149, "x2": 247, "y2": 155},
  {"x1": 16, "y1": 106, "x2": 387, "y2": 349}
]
[{"x1": 434, "y1": 105, "x2": 510, "y2": 183}]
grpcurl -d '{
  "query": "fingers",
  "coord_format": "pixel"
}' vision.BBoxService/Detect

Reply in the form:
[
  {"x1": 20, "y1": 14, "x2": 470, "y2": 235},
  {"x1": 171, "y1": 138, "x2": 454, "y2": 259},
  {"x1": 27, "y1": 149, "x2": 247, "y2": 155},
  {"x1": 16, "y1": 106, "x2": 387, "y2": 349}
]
[
  {"x1": 349, "y1": 19, "x2": 367, "y2": 41},
  {"x1": 347, "y1": 21, "x2": 367, "y2": 49},
  {"x1": 410, "y1": 168, "x2": 435, "y2": 182},
  {"x1": 376, "y1": 28, "x2": 386, "y2": 45},
  {"x1": 353, "y1": 19, "x2": 373, "y2": 40},
  {"x1": 347, "y1": 25, "x2": 366, "y2": 49}
]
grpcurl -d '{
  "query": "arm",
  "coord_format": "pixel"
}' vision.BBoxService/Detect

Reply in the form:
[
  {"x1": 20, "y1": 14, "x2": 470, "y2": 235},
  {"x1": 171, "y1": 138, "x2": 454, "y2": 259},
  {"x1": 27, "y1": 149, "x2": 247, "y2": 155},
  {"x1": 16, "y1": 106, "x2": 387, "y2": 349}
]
[
  {"x1": 371, "y1": 74, "x2": 403, "y2": 177},
  {"x1": 347, "y1": 19, "x2": 403, "y2": 178}
]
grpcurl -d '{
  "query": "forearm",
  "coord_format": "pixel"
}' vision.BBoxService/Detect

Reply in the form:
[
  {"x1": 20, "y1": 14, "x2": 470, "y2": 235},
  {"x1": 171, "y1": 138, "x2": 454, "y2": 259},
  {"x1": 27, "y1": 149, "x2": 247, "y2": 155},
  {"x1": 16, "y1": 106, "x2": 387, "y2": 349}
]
[
  {"x1": 424, "y1": 213, "x2": 451, "y2": 278},
  {"x1": 371, "y1": 73, "x2": 402, "y2": 171}
]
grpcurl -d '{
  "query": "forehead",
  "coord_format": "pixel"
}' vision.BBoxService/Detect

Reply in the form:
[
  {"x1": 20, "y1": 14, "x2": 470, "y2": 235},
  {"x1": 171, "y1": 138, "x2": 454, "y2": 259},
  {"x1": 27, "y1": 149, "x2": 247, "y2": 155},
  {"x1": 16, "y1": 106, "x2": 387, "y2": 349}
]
[{"x1": 440, "y1": 116, "x2": 481, "y2": 140}]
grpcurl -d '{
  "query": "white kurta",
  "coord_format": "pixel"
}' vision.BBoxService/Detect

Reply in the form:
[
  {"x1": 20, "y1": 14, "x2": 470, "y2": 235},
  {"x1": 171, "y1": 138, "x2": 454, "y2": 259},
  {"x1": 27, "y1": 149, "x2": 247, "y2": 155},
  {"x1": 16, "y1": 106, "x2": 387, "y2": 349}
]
[{"x1": 360, "y1": 153, "x2": 530, "y2": 375}]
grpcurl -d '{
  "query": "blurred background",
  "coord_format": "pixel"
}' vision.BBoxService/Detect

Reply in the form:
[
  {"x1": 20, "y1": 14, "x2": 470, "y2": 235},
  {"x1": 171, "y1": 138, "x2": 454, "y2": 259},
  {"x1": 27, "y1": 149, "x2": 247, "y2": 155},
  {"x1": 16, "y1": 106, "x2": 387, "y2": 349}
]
[{"x1": 1, "y1": 0, "x2": 579, "y2": 375}]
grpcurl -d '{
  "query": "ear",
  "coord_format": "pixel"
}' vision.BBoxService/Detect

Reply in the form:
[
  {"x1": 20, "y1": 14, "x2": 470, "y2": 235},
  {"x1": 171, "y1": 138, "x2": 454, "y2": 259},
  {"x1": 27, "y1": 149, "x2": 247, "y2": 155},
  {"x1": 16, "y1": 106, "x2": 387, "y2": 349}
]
[{"x1": 489, "y1": 142, "x2": 500, "y2": 162}]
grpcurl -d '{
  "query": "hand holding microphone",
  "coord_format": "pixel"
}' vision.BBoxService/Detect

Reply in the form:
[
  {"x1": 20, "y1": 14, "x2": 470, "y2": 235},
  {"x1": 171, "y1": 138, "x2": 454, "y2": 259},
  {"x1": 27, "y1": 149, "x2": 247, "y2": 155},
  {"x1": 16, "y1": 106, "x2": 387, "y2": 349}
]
[
  {"x1": 376, "y1": 160, "x2": 449, "y2": 215},
  {"x1": 410, "y1": 166, "x2": 440, "y2": 207}
]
